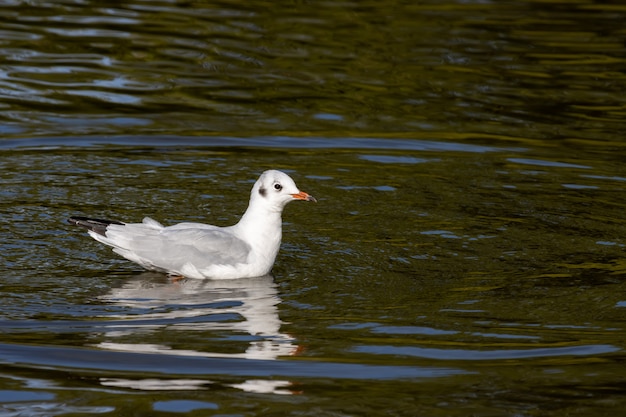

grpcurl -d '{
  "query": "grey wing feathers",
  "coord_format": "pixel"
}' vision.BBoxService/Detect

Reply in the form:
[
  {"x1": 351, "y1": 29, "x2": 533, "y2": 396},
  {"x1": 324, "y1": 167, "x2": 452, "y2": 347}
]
[
  {"x1": 94, "y1": 218, "x2": 250, "y2": 272},
  {"x1": 160, "y1": 227, "x2": 251, "y2": 265}
]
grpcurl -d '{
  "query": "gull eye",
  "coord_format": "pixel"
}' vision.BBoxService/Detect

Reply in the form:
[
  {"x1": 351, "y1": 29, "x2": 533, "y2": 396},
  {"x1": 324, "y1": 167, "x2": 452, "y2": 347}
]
[{"x1": 273, "y1": 183, "x2": 283, "y2": 191}]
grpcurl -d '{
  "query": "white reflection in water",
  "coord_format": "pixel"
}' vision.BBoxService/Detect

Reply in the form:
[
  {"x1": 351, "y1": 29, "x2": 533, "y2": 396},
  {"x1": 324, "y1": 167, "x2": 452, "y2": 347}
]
[
  {"x1": 100, "y1": 378, "x2": 211, "y2": 391},
  {"x1": 96, "y1": 273, "x2": 298, "y2": 360},
  {"x1": 95, "y1": 273, "x2": 299, "y2": 394},
  {"x1": 100, "y1": 378, "x2": 295, "y2": 395}
]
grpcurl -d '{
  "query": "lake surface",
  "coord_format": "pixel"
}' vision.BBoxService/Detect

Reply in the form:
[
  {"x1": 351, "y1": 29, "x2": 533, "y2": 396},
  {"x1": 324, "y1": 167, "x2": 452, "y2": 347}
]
[{"x1": 2, "y1": 1, "x2": 626, "y2": 416}]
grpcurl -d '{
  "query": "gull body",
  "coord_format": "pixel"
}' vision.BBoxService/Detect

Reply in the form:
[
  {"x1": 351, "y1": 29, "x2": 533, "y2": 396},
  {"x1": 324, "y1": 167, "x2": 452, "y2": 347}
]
[{"x1": 68, "y1": 170, "x2": 316, "y2": 279}]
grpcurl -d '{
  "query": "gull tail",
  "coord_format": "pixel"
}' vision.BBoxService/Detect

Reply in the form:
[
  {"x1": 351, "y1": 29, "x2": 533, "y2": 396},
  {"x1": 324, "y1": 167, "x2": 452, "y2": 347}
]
[{"x1": 67, "y1": 216, "x2": 125, "y2": 237}]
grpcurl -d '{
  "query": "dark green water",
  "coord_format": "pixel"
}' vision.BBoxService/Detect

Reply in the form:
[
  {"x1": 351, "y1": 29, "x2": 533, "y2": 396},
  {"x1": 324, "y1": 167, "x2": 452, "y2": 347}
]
[{"x1": 2, "y1": 1, "x2": 626, "y2": 416}]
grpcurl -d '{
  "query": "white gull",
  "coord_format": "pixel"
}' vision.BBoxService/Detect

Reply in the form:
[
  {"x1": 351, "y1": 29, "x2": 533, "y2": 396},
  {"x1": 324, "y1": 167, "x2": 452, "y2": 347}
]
[{"x1": 68, "y1": 170, "x2": 316, "y2": 279}]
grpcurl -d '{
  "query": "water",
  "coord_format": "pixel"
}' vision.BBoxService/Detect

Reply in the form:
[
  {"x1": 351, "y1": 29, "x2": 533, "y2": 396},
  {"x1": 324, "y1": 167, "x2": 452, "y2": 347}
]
[{"x1": 2, "y1": 1, "x2": 626, "y2": 416}]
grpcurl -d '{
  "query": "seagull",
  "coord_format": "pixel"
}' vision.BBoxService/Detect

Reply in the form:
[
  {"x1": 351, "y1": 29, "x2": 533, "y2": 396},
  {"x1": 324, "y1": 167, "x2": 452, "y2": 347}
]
[{"x1": 67, "y1": 170, "x2": 316, "y2": 279}]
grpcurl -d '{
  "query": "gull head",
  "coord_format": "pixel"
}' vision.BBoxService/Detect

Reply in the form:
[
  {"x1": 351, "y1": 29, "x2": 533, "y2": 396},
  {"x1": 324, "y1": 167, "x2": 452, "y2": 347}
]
[{"x1": 251, "y1": 170, "x2": 316, "y2": 211}]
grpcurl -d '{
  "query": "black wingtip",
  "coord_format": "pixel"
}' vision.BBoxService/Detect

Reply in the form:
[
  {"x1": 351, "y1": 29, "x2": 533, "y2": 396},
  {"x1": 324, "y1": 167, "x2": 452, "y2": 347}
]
[{"x1": 67, "y1": 216, "x2": 124, "y2": 236}]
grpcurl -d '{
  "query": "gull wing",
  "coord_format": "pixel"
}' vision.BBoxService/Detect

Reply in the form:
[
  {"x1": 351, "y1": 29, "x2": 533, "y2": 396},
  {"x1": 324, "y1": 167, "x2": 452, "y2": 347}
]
[{"x1": 91, "y1": 219, "x2": 251, "y2": 274}]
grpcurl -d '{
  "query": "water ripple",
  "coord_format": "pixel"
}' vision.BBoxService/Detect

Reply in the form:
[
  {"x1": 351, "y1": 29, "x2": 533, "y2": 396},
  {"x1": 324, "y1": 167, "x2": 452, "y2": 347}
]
[
  {"x1": 0, "y1": 134, "x2": 517, "y2": 152},
  {"x1": 353, "y1": 344, "x2": 620, "y2": 361},
  {"x1": 0, "y1": 342, "x2": 469, "y2": 381}
]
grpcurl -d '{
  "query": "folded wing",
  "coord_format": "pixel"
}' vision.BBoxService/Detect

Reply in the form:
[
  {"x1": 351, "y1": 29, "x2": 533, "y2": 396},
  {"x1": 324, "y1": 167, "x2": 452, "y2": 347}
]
[{"x1": 90, "y1": 217, "x2": 251, "y2": 275}]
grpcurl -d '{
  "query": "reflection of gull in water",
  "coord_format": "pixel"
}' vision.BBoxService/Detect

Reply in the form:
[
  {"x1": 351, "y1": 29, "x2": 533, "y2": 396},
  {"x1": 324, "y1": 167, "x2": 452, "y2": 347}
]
[
  {"x1": 100, "y1": 377, "x2": 295, "y2": 395},
  {"x1": 95, "y1": 273, "x2": 298, "y2": 360},
  {"x1": 95, "y1": 273, "x2": 300, "y2": 394}
]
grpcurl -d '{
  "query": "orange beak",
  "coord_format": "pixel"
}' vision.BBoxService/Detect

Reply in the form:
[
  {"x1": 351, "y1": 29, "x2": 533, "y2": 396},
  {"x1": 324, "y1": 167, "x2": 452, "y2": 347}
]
[{"x1": 291, "y1": 191, "x2": 317, "y2": 202}]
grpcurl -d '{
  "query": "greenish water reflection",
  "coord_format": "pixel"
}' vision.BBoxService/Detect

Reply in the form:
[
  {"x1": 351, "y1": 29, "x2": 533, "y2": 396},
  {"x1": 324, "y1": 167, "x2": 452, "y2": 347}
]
[
  {"x1": 0, "y1": 0, "x2": 625, "y2": 145},
  {"x1": 2, "y1": 143, "x2": 626, "y2": 416},
  {"x1": 1, "y1": 0, "x2": 626, "y2": 415}
]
